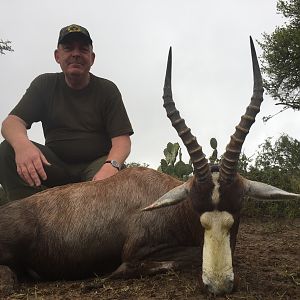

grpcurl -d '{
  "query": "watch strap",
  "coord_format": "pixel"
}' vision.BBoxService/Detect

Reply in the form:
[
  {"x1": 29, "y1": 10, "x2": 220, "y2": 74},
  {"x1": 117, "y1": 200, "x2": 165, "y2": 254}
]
[{"x1": 105, "y1": 160, "x2": 121, "y2": 171}]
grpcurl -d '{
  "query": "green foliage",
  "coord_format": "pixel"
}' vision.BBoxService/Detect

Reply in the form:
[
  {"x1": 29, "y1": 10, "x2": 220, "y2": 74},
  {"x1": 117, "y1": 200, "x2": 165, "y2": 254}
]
[
  {"x1": 173, "y1": 160, "x2": 193, "y2": 180},
  {"x1": 158, "y1": 142, "x2": 193, "y2": 180},
  {"x1": 158, "y1": 138, "x2": 220, "y2": 180},
  {"x1": 0, "y1": 39, "x2": 14, "y2": 55},
  {"x1": 239, "y1": 134, "x2": 300, "y2": 218},
  {"x1": 164, "y1": 142, "x2": 180, "y2": 166},
  {"x1": 242, "y1": 197, "x2": 300, "y2": 218},
  {"x1": 277, "y1": 0, "x2": 300, "y2": 26},
  {"x1": 259, "y1": 0, "x2": 300, "y2": 115},
  {"x1": 237, "y1": 152, "x2": 253, "y2": 176},
  {"x1": 247, "y1": 134, "x2": 300, "y2": 193},
  {"x1": 125, "y1": 162, "x2": 149, "y2": 168}
]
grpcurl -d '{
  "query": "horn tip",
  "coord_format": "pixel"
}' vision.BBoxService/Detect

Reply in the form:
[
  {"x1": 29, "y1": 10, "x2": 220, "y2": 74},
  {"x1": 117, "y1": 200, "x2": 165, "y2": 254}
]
[
  {"x1": 168, "y1": 47, "x2": 172, "y2": 60},
  {"x1": 141, "y1": 204, "x2": 156, "y2": 211}
]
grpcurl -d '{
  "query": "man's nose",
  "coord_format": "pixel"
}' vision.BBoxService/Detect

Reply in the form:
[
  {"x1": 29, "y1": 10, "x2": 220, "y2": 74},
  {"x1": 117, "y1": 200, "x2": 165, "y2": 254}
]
[{"x1": 71, "y1": 48, "x2": 81, "y2": 56}]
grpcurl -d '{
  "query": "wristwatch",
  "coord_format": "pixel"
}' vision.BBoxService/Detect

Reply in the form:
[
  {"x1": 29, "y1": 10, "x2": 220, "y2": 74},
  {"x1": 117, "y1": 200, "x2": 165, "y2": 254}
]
[{"x1": 105, "y1": 160, "x2": 121, "y2": 171}]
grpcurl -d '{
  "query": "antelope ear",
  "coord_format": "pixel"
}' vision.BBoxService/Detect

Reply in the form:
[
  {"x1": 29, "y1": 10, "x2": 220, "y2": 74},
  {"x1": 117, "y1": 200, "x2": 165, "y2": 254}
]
[
  {"x1": 142, "y1": 181, "x2": 191, "y2": 211},
  {"x1": 244, "y1": 179, "x2": 300, "y2": 201}
]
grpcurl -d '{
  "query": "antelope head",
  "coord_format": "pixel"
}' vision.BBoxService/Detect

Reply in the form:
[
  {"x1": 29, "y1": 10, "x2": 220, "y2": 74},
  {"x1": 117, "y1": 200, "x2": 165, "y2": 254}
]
[{"x1": 143, "y1": 37, "x2": 300, "y2": 295}]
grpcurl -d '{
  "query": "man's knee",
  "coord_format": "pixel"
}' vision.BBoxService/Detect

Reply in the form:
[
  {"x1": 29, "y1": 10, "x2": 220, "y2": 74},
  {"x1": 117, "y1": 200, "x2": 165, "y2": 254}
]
[
  {"x1": 0, "y1": 141, "x2": 16, "y2": 182},
  {"x1": 0, "y1": 140, "x2": 15, "y2": 161}
]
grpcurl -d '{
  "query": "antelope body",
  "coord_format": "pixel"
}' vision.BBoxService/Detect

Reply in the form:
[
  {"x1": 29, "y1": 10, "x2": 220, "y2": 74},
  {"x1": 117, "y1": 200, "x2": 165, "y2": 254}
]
[
  {"x1": 0, "y1": 37, "x2": 299, "y2": 296},
  {"x1": 0, "y1": 168, "x2": 202, "y2": 280}
]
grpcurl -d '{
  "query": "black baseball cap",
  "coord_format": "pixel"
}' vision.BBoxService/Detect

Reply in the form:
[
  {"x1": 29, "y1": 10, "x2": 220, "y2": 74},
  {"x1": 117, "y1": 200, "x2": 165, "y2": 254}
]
[{"x1": 58, "y1": 24, "x2": 93, "y2": 45}]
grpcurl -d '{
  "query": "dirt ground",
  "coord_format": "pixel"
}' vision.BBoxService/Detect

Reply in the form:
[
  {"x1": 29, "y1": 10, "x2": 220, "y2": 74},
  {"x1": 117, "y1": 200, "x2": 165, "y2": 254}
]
[{"x1": 3, "y1": 217, "x2": 300, "y2": 300}]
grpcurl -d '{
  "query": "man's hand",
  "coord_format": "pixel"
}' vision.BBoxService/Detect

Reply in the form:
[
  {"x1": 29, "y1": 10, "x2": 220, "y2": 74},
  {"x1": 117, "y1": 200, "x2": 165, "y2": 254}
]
[
  {"x1": 14, "y1": 140, "x2": 51, "y2": 186},
  {"x1": 92, "y1": 135, "x2": 131, "y2": 182},
  {"x1": 92, "y1": 162, "x2": 119, "y2": 181},
  {"x1": 1, "y1": 115, "x2": 51, "y2": 187}
]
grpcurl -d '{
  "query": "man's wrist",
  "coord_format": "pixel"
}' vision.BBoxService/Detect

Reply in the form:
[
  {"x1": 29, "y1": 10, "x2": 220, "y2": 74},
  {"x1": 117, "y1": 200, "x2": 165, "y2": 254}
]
[{"x1": 104, "y1": 160, "x2": 121, "y2": 171}]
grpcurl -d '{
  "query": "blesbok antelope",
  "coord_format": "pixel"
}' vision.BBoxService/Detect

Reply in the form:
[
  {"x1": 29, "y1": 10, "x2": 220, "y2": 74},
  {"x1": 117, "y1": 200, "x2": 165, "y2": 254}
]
[{"x1": 0, "y1": 37, "x2": 299, "y2": 296}]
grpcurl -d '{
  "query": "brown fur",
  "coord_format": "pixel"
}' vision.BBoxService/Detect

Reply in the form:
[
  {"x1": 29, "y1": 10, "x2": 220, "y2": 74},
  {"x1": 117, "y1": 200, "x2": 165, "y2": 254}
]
[
  {"x1": 219, "y1": 174, "x2": 244, "y2": 214},
  {"x1": 188, "y1": 173, "x2": 245, "y2": 255},
  {"x1": 218, "y1": 174, "x2": 245, "y2": 253},
  {"x1": 0, "y1": 167, "x2": 202, "y2": 280},
  {"x1": 189, "y1": 176, "x2": 215, "y2": 214}
]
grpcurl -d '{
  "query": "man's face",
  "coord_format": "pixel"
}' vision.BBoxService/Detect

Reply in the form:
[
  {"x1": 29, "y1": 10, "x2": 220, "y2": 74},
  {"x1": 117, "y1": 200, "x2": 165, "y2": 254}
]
[{"x1": 54, "y1": 37, "x2": 95, "y2": 79}]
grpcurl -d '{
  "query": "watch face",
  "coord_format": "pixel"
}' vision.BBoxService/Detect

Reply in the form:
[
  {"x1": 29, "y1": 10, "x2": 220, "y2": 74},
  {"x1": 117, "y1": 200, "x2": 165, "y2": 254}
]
[{"x1": 111, "y1": 160, "x2": 120, "y2": 169}]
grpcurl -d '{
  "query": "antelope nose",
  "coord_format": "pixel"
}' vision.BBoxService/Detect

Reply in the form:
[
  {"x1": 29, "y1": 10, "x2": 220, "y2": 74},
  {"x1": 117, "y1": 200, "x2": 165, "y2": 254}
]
[
  {"x1": 204, "y1": 283, "x2": 213, "y2": 293},
  {"x1": 226, "y1": 278, "x2": 234, "y2": 292},
  {"x1": 204, "y1": 279, "x2": 234, "y2": 295}
]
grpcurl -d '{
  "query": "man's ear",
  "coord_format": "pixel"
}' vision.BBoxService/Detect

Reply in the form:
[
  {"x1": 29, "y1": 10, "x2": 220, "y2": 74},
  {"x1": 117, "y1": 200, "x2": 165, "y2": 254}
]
[
  {"x1": 91, "y1": 52, "x2": 95, "y2": 66},
  {"x1": 54, "y1": 49, "x2": 60, "y2": 63}
]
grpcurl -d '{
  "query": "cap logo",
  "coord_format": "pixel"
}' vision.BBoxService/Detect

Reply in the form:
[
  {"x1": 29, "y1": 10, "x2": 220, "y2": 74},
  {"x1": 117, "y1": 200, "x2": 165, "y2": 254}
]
[
  {"x1": 58, "y1": 24, "x2": 92, "y2": 45},
  {"x1": 67, "y1": 25, "x2": 82, "y2": 33}
]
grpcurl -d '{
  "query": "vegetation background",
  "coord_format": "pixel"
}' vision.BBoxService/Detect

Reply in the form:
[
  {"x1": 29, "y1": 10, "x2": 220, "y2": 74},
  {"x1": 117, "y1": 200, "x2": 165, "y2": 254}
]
[{"x1": 1, "y1": 0, "x2": 299, "y2": 217}]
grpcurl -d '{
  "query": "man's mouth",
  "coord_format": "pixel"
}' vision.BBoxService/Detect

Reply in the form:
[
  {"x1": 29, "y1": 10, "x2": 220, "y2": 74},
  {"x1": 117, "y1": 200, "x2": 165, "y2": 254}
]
[{"x1": 68, "y1": 62, "x2": 83, "y2": 67}]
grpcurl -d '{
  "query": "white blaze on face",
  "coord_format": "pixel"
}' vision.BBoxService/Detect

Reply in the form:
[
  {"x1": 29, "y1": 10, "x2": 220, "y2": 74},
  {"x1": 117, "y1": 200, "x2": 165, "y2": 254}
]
[
  {"x1": 211, "y1": 172, "x2": 220, "y2": 206},
  {"x1": 200, "y1": 210, "x2": 234, "y2": 295}
]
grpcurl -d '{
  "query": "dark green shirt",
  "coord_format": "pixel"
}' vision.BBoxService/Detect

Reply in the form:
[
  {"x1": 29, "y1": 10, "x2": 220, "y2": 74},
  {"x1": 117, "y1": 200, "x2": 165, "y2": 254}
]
[{"x1": 10, "y1": 73, "x2": 133, "y2": 162}]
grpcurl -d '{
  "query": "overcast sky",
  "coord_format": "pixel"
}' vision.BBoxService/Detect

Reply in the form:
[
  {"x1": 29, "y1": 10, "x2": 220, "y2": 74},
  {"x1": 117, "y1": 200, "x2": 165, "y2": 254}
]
[{"x1": 1, "y1": 0, "x2": 299, "y2": 168}]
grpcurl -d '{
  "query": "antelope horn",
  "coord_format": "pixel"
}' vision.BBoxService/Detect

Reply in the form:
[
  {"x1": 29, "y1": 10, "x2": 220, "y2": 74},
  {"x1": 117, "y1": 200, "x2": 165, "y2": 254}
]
[
  {"x1": 163, "y1": 47, "x2": 211, "y2": 182},
  {"x1": 142, "y1": 181, "x2": 191, "y2": 211},
  {"x1": 220, "y1": 37, "x2": 264, "y2": 182},
  {"x1": 244, "y1": 179, "x2": 300, "y2": 201}
]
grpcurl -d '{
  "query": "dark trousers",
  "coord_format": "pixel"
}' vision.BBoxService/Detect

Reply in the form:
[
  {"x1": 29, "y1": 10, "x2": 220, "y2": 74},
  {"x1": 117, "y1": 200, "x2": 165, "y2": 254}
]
[{"x1": 0, "y1": 140, "x2": 107, "y2": 201}]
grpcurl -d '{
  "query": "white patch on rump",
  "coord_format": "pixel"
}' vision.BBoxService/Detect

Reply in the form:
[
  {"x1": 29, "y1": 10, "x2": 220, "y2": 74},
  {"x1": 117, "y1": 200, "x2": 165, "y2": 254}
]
[{"x1": 200, "y1": 210, "x2": 234, "y2": 295}]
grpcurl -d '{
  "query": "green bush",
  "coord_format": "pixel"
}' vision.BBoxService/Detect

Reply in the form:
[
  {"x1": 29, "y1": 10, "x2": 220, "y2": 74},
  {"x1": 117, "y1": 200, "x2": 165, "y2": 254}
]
[{"x1": 242, "y1": 197, "x2": 300, "y2": 218}]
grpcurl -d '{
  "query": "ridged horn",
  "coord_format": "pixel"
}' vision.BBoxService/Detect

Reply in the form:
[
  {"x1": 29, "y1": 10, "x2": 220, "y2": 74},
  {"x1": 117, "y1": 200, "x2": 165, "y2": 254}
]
[
  {"x1": 163, "y1": 47, "x2": 211, "y2": 182},
  {"x1": 220, "y1": 37, "x2": 264, "y2": 182}
]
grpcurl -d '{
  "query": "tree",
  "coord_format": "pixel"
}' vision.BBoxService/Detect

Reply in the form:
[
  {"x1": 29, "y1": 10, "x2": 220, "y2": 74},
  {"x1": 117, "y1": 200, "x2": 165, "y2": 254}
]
[
  {"x1": 0, "y1": 39, "x2": 14, "y2": 55},
  {"x1": 246, "y1": 134, "x2": 300, "y2": 193},
  {"x1": 259, "y1": 0, "x2": 300, "y2": 119},
  {"x1": 239, "y1": 134, "x2": 300, "y2": 218}
]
